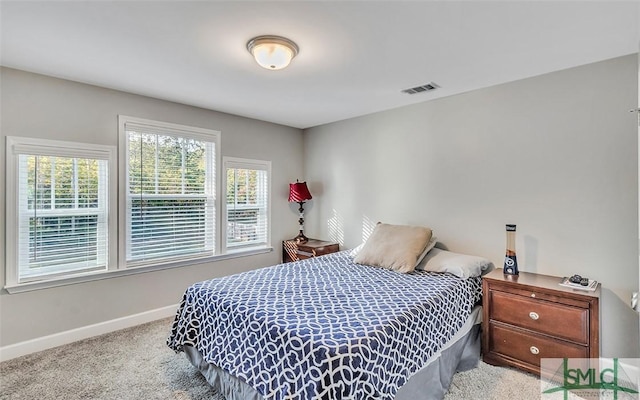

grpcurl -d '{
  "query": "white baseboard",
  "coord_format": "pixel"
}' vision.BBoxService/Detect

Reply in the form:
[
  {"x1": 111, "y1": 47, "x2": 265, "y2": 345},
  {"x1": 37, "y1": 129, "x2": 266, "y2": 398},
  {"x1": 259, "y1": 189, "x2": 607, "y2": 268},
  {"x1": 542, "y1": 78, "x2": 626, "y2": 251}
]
[
  {"x1": 600, "y1": 358, "x2": 640, "y2": 386},
  {"x1": 0, "y1": 304, "x2": 178, "y2": 362}
]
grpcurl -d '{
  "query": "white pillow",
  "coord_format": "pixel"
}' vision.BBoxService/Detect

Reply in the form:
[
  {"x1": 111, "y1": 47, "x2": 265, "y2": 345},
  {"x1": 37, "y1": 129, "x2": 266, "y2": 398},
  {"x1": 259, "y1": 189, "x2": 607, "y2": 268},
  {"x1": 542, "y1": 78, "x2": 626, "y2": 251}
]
[
  {"x1": 353, "y1": 223, "x2": 433, "y2": 273},
  {"x1": 415, "y1": 248, "x2": 494, "y2": 278}
]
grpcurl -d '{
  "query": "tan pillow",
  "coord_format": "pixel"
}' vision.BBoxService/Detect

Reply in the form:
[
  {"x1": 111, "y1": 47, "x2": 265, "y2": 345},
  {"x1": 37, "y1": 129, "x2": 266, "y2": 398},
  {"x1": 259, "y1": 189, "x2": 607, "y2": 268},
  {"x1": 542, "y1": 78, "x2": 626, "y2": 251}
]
[{"x1": 353, "y1": 223, "x2": 433, "y2": 273}]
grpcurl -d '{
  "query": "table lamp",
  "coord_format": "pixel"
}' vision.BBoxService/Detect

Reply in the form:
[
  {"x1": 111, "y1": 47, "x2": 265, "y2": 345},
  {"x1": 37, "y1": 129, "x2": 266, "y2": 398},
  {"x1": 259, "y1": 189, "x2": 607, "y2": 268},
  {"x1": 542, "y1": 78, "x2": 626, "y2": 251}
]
[{"x1": 288, "y1": 180, "x2": 312, "y2": 243}]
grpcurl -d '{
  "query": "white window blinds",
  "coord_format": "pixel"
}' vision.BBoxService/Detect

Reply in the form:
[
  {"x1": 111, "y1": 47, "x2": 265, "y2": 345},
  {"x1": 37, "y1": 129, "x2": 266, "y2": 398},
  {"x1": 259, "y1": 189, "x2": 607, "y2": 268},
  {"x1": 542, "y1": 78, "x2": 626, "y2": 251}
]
[
  {"x1": 224, "y1": 157, "x2": 270, "y2": 250},
  {"x1": 123, "y1": 119, "x2": 218, "y2": 266},
  {"x1": 7, "y1": 137, "x2": 114, "y2": 283}
]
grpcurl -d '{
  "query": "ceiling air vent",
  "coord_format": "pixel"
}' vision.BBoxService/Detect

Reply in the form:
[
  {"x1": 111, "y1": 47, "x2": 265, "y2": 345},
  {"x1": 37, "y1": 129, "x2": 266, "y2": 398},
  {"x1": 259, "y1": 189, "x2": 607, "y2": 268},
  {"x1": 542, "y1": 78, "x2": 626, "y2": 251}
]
[{"x1": 401, "y1": 82, "x2": 440, "y2": 95}]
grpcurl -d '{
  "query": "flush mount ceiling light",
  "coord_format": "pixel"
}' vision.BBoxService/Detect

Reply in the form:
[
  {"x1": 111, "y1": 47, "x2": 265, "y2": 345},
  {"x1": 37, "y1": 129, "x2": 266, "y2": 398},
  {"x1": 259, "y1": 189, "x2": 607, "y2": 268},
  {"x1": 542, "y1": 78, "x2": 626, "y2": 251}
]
[{"x1": 246, "y1": 35, "x2": 299, "y2": 70}]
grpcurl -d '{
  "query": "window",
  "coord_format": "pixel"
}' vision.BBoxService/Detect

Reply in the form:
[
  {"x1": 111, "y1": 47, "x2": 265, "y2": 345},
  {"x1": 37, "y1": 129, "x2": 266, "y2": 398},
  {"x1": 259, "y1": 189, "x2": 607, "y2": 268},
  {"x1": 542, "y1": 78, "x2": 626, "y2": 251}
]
[
  {"x1": 6, "y1": 118, "x2": 272, "y2": 292},
  {"x1": 5, "y1": 137, "x2": 117, "y2": 285},
  {"x1": 223, "y1": 157, "x2": 271, "y2": 251},
  {"x1": 119, "y1": 116, "x2": 220, "y2": 267}
]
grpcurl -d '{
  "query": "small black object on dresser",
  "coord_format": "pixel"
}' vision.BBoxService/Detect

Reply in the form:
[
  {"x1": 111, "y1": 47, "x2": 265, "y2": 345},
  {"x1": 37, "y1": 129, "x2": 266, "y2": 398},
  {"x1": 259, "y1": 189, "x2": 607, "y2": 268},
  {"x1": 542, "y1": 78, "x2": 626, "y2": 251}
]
[{"x1": 569, "y1": 274, "x2": 590, "y2": 286}]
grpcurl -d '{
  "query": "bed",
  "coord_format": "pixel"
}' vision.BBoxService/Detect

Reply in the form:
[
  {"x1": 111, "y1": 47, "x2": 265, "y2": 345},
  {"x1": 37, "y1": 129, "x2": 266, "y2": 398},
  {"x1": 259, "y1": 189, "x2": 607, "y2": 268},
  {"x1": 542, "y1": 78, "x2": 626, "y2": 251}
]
[{"x1": 167, "y1": 231, "x2": 493, "y2": 400}]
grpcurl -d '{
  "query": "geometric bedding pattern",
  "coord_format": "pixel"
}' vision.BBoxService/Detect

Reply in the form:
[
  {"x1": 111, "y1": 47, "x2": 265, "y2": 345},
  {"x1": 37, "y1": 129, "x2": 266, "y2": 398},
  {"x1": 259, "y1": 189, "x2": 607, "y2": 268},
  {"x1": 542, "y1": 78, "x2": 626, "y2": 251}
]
[{"x1": 167, "y1": 251, "x2": 482, "y2": 400}]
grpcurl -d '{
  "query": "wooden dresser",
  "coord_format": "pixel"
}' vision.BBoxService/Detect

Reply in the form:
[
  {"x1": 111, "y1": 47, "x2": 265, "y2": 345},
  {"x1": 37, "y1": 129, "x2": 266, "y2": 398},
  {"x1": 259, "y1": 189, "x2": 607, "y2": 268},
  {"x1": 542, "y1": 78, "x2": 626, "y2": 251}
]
[
  {"x1": 482, "y1": 269, "x2": 600, "y2": 375},
  {"x1": 282, "y1": 239, "x2": 339, "y2": 263}
]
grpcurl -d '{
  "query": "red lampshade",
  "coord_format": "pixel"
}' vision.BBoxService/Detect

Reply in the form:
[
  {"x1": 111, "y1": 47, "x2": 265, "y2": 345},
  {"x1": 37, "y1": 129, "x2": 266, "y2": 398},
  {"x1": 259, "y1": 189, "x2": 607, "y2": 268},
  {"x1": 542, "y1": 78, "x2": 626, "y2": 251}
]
[{"x1": 288, "y1": 181, "x2": 312, "y2": 202}]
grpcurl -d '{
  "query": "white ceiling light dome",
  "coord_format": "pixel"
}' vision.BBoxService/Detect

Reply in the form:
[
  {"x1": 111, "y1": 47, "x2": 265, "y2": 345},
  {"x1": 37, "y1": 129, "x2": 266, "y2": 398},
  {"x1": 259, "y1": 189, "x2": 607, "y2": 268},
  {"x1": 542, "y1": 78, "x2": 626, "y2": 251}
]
[{"x1": 246, "y1": 35, "x2": 299, "y2": 70}]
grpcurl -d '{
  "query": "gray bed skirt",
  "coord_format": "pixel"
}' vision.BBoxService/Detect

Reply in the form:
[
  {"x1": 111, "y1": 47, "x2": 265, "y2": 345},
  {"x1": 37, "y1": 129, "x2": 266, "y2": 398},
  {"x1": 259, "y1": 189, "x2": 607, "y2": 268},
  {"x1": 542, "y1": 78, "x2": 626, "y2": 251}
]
[{"x1": 183, "y1": 305, "x2": 482, "y2": 400}]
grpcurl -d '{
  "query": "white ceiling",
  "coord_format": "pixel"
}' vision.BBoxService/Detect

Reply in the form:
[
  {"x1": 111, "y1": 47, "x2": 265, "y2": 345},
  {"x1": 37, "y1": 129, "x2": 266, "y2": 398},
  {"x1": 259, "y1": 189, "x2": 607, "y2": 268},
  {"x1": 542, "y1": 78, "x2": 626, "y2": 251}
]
[{"x1": 1, "y1": 1, "x2": 638, "y2": 129}]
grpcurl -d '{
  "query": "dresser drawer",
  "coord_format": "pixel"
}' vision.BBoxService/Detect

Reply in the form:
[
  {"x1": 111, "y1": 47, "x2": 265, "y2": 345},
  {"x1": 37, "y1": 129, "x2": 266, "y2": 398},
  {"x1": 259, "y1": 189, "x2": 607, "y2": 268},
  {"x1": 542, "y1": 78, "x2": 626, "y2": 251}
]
[
  {"x1": 308, "y1": 245, "x2": 338, "y2": 255},
  {"x1": 490, "y1": 290, "x2": 588, "y2": 344},
  {"x1": 488, "y1": 322, "x2": 588, "y2": 367},
  {"x1": 296, "y1": 251, "x2": 312, "y2": 260}
]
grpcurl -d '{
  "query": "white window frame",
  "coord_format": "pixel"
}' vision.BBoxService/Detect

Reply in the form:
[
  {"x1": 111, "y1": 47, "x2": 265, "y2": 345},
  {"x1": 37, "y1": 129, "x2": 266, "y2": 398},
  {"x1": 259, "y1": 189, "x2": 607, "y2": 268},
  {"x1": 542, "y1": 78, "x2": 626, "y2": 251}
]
[
  {"x1": 5, "y1": 136, "x2": 118, "y2": 289},
  {"x1": 222, "y1": 157, "x2": 272, "y2": 252},
  {"x1": 118, "y1": 115, "x2": 222, "y2": 268}
]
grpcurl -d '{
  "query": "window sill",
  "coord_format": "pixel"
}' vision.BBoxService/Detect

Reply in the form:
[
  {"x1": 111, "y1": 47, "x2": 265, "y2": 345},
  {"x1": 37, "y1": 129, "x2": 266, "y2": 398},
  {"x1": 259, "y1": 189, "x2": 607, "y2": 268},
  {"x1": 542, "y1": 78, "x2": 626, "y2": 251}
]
[{"x1": 4, "y1": 247, "x2": 273, "y2": 294}]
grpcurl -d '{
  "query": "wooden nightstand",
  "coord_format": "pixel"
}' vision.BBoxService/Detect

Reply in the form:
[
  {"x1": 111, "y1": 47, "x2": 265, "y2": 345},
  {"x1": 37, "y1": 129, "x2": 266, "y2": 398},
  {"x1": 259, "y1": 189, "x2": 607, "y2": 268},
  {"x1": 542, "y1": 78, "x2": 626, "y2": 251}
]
[
  {"x1": 282, "y1": 239, "x2": 339, "y2": 263},
  {"x1": 482, "y1": 269, "x2": 600, "y2": 375}
]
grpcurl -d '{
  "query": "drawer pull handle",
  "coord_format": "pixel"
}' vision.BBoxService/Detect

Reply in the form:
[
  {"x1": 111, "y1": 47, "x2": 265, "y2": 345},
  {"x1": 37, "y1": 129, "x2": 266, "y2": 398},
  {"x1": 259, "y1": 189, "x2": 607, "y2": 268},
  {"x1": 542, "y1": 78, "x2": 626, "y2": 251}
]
[
  {"x1": 529, "y1": 311, "x2": 539, "y2": 320},
  {"x1": 530, "y1": 346, "x2": 540, "y2": 355},
  {"x1": 531, "y1": 293, "x2": 536, "y2": 298}
]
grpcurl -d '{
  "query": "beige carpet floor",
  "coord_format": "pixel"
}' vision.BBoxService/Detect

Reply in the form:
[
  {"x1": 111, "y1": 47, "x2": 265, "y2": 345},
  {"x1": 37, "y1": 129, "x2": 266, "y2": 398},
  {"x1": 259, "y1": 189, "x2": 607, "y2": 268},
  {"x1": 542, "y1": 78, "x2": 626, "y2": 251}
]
[{"x1": 1, "y1": 317, "x2": 549, "y2": 400}]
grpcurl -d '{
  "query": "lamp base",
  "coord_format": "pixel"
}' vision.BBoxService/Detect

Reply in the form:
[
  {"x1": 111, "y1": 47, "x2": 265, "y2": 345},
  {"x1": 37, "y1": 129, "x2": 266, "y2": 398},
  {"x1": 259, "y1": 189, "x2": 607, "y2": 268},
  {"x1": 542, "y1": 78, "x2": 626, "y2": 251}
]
[{"x1": 291, "y1": 231, "x2": 309, "y2": 243}]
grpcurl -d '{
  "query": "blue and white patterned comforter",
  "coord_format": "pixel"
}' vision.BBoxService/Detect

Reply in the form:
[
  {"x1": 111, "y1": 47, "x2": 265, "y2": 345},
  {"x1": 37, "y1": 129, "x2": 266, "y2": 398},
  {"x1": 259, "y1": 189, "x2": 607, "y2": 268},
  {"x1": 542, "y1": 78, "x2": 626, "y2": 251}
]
[{"x1": 167, "y1": 251, "x2": 482, "y2": 400}]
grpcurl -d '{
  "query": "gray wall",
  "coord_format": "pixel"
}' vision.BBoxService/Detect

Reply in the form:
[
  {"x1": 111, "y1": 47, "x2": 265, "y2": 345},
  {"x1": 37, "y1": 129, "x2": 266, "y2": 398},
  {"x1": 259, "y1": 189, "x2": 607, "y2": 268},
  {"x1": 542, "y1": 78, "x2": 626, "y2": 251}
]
[
  {"x1": 303, "y1": 55, "x2": 639, "y2": 358},
  {"x1": 0, "y1": 67, "x2": 304, "y2": 347}
]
